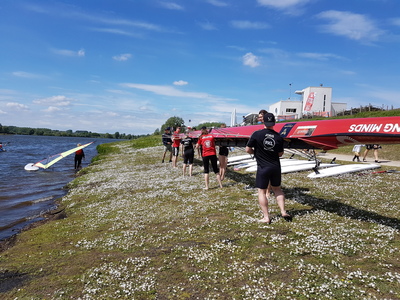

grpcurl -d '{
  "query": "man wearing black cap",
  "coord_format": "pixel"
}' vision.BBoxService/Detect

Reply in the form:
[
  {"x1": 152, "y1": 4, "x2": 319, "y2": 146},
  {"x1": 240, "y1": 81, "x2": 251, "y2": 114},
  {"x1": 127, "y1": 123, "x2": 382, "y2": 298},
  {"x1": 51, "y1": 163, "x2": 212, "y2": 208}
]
[
  {"x1": 245, "y1": 113, "x2": 292, "y2": 224},
  {"x1": 161, "y1": 127, "x2": 172, "y2": 163}
]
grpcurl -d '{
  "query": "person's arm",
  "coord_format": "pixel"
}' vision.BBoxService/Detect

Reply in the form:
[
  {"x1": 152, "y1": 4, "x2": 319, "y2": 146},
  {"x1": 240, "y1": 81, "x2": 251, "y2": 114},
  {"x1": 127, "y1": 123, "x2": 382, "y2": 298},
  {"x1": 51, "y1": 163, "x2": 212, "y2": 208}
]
[{"x1": 245, "y1": 146, "x2": 254, "y2": 155}]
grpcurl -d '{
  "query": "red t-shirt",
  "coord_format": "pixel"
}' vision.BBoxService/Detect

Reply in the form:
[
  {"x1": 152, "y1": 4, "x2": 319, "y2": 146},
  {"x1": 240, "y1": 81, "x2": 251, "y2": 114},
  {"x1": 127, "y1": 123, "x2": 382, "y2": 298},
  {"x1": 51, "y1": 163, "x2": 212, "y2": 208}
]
[
  {"x1": 172, "y1": 131, "x2": 181, "y2": 147},
  {"x1": 197, "y1": 134, "x2": 216, "y2": 157}
]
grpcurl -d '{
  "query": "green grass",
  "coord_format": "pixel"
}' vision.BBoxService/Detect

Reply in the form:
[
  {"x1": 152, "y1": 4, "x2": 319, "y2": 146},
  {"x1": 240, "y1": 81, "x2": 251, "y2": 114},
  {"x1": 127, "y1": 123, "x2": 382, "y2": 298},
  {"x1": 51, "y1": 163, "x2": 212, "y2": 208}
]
[{"x1": 1, "y1": 134, "x2": 400, "y2": 299}]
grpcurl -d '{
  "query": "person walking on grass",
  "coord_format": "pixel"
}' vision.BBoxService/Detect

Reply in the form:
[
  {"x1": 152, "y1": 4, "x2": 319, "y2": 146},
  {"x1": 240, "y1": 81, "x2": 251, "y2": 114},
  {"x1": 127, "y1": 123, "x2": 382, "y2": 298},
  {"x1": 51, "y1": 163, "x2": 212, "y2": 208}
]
[
  {"x1": 245, "y1": 113, "x2": 292, "y2": 224},
  {"x1": 196, "y1": 126, "x2": 223, "y2": 190}
]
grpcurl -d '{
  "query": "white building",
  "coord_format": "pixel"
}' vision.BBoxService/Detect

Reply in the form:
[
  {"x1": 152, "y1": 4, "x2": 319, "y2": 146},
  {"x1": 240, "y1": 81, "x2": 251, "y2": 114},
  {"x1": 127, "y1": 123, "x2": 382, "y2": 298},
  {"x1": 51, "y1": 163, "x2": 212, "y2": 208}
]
[{"x1": 269, "y1": 86, "x2": 346, "y2": 120}]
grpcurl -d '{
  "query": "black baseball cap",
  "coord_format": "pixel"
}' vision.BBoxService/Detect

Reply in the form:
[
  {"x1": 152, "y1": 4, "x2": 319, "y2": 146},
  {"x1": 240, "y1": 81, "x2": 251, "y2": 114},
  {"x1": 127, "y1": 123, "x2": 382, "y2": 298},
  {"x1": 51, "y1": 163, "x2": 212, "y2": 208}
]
[{"x1": 263, "y1": 113, "x2": 276, "y2": 126}]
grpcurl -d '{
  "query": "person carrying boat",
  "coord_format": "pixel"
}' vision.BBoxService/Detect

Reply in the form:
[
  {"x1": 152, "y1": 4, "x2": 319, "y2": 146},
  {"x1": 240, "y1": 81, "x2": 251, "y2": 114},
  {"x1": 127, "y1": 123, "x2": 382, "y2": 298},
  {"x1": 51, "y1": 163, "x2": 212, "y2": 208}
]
[
  {"x1": 245, "y1": 113, "x2": 292, "y2": 224},
  {"x1": 74, "y1": 144, "x2": 85, "y2": 169},
  {"x1": 161, "y1": 127, "x2": 172, "y2": 163},
  {"x1": 196, "y1": 126, "x2": 223, "y2": 190}
]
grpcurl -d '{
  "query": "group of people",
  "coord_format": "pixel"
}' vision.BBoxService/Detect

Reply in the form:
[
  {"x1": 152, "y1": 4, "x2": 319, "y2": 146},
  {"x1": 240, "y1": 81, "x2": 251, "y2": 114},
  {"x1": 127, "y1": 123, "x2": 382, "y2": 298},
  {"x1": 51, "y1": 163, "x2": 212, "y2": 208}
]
[
  {"x1": 161, "y1": 108, "x2": 292, "y2": 224},
  {"x1": 161, "y1": 125, "x2": 227, "y2": 190}
]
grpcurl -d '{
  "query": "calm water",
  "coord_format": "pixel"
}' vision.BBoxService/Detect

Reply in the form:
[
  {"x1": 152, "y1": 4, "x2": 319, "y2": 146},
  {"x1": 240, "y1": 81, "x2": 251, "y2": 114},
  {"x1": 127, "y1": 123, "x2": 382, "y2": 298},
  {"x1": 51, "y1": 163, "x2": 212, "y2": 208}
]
[{"x1": 0, "y1": 135, "x2": 120, "y2": 240}]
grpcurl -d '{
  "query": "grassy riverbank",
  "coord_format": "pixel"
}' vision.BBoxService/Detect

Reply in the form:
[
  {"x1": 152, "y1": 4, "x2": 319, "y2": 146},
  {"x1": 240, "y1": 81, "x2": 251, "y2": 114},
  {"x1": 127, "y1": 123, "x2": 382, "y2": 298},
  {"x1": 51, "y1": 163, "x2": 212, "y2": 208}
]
[{"x1": 1, "y1": 136, "x2": 400, "y2": 299}]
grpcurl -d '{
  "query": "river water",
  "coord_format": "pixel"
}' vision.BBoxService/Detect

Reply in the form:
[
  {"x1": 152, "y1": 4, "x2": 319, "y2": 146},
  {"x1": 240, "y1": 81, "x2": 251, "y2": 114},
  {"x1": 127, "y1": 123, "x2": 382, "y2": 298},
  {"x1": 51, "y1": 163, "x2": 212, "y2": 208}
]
[{"x1": 0, "y1": 135, "x2": 120, "y2": 240}]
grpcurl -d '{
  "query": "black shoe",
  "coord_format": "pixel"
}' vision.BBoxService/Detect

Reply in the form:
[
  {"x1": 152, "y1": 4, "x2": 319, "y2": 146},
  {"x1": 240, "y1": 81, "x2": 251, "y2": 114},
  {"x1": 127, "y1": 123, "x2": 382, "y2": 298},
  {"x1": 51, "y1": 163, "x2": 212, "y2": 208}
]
[
  {"x1": 282, "y1": 214, "x2": 292, "y2": 222},
  {"x1": 162, "y1": 160, "x2": 164, "y2": 163},
  {"x1": 375, "y1": 160, "x2": 380, "y2": 163}
]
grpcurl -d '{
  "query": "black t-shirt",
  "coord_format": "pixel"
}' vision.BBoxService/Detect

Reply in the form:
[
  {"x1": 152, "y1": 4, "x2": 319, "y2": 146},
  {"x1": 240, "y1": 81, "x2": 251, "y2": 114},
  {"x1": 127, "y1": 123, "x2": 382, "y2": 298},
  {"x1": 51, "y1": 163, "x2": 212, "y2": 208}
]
[
  {"x1": 181, "y1": 137, "x2": 194, "y2": 151},
  {"x1": 162, "y1": 132, "x2": 171, "y2": 145},
  {"x1": 246, "y1": 128, "x2": 284, "y2": 169}
]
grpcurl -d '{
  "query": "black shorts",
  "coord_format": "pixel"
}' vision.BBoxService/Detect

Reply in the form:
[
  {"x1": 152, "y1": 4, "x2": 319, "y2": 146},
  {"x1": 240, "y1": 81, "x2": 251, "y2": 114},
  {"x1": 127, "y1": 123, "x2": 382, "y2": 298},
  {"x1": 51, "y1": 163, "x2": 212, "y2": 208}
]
[
  {"x1": 255, "y1": 165, "x2": 281, "y2": 189},
  {"x1": 202, "y1": 155, "x2": 219, "y2": 174},
  {"x1": 183, "y1": 149, "x2": 194, "y2": 164},
  {"x1": 172, "y1": 147, "x2": 179, "y2": 156},
  {"x1": 219, "y1": 146, "x2": 229, "y2": 156}
]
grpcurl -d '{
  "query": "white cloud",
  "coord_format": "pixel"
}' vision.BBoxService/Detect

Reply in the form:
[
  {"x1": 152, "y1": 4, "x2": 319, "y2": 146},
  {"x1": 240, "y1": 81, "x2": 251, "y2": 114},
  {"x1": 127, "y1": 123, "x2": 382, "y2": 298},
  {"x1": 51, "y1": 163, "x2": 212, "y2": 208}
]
[
  {"x1": 231, "y1": 20, "x2": 270, "y2": 30},
  {"x1": 52, "y1": 48, "x2": 85, "y2": 57},
  {"x1": 33, "y1": 95, "x2": 73, "y2": 106},
  {"x1": 113, "y1": 53, "x2": 132, "y2": 61},
  {"x1": 206, "y1": 0, "x2": 228, "y2": 7},
  {"x1": 159, "y1": 2, "x2": 184, "y2": 10},
  {"x1": 121, "y1": 83, "x2": 212, "y2": 99},
  {"x1": 43, "y1": 106, "x2": 62, "y2": 112},
  {"x1": 6, "y1": 102, "x2": 29, "y2": 110},
  {"x1": 12, "y1": 71, "x2": 45, "y2": 79},
  {"x1": 90, "y1": 27, "x2": 143, "y2": 38},
  {"x1": 257, "y1": 0, "x2": 310, "y2": 14},
  {"x1": 120, "y1": 83, "x2": 235, "y2": 102},
  {"x1": 390, "y1": 18, "x2": 400, "y2": 27},
  {"x1": 198, "y1": 20, "x2": 217, "y2": 31},
  {"x1": 257, "y1": 0, "x2": 310, "y2": 9},
  {"x1": 297, "y1": 52, "x2": 344, "y2": 61},
  {"x1": 173, "y1": 80, "x2": 188, "y2": 86},
  {"x1": 242, "y1": 52, "x2": 260, "y2": 68},
  {"x1": 316, "y1": 10, "x2": 384, "y2": 42}
]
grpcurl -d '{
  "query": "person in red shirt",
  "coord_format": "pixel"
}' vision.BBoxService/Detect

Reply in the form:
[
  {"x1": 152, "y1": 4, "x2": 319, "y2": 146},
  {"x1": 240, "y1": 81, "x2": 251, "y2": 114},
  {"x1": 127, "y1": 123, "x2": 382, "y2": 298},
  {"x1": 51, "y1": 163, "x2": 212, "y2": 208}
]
[
  {"x1": 196, "y1": 126, "x2": 223, "y2": 190},
  {"x1": 171, "y1": 127, "x2": 181, "y2": 168}
]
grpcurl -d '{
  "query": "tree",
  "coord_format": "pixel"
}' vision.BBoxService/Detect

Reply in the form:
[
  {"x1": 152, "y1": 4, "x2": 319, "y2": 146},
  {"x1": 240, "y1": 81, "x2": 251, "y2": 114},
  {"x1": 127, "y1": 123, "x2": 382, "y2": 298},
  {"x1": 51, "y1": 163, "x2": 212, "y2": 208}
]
[
  {"x1": 162, "y1": 116, "x2": 185, "y2": 132},
  {"x1": 197, "y1": 122, "x2": 225, "y2": 129}
]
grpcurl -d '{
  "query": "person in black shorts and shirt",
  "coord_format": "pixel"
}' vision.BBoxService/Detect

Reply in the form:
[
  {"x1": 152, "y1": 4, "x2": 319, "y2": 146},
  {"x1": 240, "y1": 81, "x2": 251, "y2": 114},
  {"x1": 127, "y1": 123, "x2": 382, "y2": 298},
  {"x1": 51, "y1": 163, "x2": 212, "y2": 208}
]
[
  {"x1": 246, "y1": 113, "x2": 292, "y2": 224},
  {"x1": 180, "y1": 132, "x2": 195, "y2": 177}
]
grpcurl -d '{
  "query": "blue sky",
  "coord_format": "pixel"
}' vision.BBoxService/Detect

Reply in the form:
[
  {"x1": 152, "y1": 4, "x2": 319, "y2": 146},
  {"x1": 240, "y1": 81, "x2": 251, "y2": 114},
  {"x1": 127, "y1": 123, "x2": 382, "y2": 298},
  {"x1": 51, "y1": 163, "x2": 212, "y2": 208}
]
[{"x1": 1, "y1": 0, "x2": 400, "y2": 135}]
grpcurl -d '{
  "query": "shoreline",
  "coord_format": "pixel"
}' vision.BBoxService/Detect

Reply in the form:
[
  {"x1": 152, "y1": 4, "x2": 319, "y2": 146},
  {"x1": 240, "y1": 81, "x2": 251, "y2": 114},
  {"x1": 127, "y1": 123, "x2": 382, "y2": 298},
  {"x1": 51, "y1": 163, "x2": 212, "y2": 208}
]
[{"x1": 1, "y1": 141, "x2": 400, "y2": 298}]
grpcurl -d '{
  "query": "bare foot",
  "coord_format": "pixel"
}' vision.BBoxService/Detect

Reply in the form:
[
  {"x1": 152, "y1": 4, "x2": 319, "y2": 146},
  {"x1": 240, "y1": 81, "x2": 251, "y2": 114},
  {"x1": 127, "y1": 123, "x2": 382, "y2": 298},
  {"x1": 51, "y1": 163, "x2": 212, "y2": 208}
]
[{"x1": 258, "y1": 218, "x2": 271, "y2": 224}]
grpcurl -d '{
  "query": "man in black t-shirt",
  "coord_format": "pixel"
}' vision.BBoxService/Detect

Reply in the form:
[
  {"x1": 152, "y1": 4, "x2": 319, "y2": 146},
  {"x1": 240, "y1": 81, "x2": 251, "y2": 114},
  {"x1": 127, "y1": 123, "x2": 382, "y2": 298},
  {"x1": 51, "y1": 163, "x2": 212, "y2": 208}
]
[{"x1": 246, "y1": 113, "x2": 292, "y2": 224}]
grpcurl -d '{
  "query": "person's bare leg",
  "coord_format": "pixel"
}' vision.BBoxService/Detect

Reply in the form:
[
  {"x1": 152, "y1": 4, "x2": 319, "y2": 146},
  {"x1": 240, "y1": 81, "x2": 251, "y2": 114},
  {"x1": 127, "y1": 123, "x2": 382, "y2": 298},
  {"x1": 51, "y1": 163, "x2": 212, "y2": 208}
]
[
  {"x1": 363, "y1": 149, "x2": 369, "y2": 161},
  {"x1": 219, "y1": 156, "x2": 227, "y2": 180},
  {"x1": 374, "y1": 149, "x2": 379, "y2": 162},
  {"x1": 182, "y1": 164, "x2": 186, "y2": 177},
  {"x1": 266, "y1": 183, "x2": 272, "y2": 199},
  {"x1": 272, "y1": 186, "x2": 292, "y2": 221},
  {"x1": 257, "y1": 188, "x2": 270, "y2": 223},
  {"x1": 204, "y1": 173, "x2": 209, "y2": 190},
  {"x1": 216, "y1": 173, "x2": 223, "y2": 188},
  {"x1": 189, "y1": 164, "x2": 193, "y2": 176},
  {"x1": 172, "y1": 156, "x2": 178, "y2": 168}
]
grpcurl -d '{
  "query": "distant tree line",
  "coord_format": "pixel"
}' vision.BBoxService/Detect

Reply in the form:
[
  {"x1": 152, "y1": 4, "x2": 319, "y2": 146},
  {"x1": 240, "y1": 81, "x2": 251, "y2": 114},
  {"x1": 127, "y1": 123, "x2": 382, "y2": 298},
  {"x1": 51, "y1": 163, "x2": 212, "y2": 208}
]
[
  {"x1": 0, "y1": 124, "x2": 147, "y2": 140},
  {"x1": 153, "y1": 116, "x2": 225, "y2": 135}
]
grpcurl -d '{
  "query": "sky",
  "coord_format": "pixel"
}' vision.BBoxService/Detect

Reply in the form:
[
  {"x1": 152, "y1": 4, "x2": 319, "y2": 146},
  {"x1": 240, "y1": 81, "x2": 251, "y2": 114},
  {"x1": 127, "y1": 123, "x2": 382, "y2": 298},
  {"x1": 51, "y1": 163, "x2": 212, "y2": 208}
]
[{"x1": 1, "y1": 0, "x2": 400, "y2": 135}]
